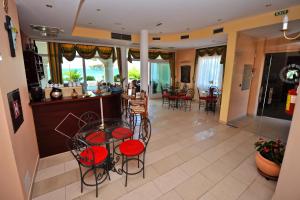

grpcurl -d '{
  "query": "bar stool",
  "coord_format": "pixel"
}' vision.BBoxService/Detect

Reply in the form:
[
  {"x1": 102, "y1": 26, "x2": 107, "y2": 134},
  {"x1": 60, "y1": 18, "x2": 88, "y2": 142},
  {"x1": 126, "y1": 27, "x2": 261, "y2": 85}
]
[{"x1": 68, "y1": 137, "x2": 110, "y2": 198}]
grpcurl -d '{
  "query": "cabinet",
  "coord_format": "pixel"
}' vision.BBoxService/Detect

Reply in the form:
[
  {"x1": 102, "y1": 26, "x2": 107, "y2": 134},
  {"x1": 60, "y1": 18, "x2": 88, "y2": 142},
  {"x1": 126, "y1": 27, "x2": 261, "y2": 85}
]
[{"x1": 23, "y1": 50, "x2": 45, "y2": 88}]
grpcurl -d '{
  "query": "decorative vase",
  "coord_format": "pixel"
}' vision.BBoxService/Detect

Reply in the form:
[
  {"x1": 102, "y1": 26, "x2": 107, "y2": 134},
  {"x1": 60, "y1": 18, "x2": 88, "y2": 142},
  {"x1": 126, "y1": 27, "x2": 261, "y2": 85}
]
[
  {"x1": 50, "y1": 87, "x2": 63, "y2": 100},
  {"x1": 71, "y1": 89, "x2": 78, "y2": 98},
  {"x1": 255, "y1": 152, "x2": 281, "y2": 179}
]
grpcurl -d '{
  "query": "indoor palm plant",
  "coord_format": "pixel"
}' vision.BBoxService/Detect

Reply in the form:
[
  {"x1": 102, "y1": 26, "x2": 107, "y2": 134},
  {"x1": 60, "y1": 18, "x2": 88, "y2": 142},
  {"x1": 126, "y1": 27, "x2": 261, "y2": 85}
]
[{"x1": 255, "y1": 138, "x2": 285, "y2": 179}]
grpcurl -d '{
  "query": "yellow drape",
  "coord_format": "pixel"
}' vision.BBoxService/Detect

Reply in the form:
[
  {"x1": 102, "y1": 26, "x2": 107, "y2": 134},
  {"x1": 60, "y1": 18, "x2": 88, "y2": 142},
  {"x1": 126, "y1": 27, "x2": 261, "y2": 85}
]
[{"x1": 47, "y1": 42, "x2": 62, "y2": 83}]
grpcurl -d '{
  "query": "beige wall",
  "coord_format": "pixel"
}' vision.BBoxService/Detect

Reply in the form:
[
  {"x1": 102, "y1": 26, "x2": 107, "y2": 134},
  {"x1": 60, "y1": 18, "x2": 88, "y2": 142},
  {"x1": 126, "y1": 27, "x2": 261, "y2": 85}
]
[
  {"x1": 227, "y1": 33, "x2": 256, "y2": 121},
  {"x1": 175, "y1": 48, "x2": 196, "y2": 88},
  {"x1": 0, "y1": 0, "x2": 39, "y2": 199}
]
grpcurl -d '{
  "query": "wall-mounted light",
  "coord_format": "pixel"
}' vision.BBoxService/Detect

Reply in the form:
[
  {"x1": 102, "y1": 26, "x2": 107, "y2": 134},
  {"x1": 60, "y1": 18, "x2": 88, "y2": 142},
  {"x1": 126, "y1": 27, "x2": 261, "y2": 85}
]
[
  {"x1": 0, "y1": 53, "x2": 3, "y2": 61},
  {"x1": 282, "y1": 14, "x2": 300, "y2": 40}
]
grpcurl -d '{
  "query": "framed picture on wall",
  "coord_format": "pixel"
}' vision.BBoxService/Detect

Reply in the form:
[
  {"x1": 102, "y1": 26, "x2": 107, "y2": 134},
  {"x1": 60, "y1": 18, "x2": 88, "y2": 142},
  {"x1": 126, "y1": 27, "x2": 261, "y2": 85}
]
[
  {"x1": 7, "y1": 89, "x2": 24, "y2": 133},
  {"x1": 181, "y1": 65, "x2": 191, "y2": 83}
]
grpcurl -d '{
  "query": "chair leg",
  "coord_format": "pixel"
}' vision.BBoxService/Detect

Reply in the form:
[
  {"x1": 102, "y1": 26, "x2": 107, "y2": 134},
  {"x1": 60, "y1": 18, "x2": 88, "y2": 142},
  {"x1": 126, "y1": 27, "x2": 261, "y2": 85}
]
[
  {"x1": 143, "y1": 152, "x2": 146, "y2": 178},
  {"x1": 93, "y1": 168, "x2": 98, "y2": 198},
  {"x1": 79, "y1": 166, "x2": 83, "y2": 193},
  {"x1": 125, "y1": 157, "x2": 128, "y2": 187}
]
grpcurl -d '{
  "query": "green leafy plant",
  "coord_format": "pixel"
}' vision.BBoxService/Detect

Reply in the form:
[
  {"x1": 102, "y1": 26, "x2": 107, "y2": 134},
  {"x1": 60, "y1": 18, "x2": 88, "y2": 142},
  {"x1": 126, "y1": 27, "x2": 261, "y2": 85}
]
[
  {"x1": 255, "y1": 138, "x2": 285, "y2": 165},
  {"x1": 63, "y1": 70, "x2": 83, "y2": 82},
  {"x1": 128, "y1": 68, "x2": 140, "y2": 80},
  {"x1": 86, "y1": 75, "x2": 96, "y2": 81},
  {"x1": 114, "y1": 74, "x2": 120, "y2": 82}
]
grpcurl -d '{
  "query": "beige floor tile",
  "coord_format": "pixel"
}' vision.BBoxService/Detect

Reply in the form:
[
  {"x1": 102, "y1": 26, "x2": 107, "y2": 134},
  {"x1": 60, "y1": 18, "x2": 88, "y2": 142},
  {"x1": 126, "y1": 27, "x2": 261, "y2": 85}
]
[
  {"x1": 209, "y1": 176, "x2": 248, "y2": 200},
  {"x1": 80, "y1": 179, "x2": 126, "y2": 200},
  {"x1": 38, "y1": 151, "x2": 73, "y2": 170},
  {"x1": 118, "y1": 181, "x2": 162, "y2": 200},
  {"x1": 157, "y1": 190, "x2": 182, "y2": 200},
  {"x1": 201, "y1": 159, "x2": 234, "y2": 184},
  {"x1": 64, "y1": 159, "x2": 78, "y2": 172},
  {"x1": 123, "y1": 165, "x2": 159, "y2": 192},
  {"x1": 35, "y1": 163, "x2": 65, "y2": 182},
  {"x1": 175, "y1": 173, "x2": 214, "y2": 200},
  {"x1": 179, "y1": 155, "x2": 210, "y2": 176},
  {"x1": 197, "y1": 192, "x2": 218, "y2": 200},
  {"x1": 219, "y1": 150, "x2": 248, "y2": 169},
  {"x1": 230, "y1": 158, "x2": 258, "y2": 185},
  {"x1": 238, "y1": 178, "x2": 274, "y2": 200},
  {"x1": 32, "y1": 187, "x2": 65, "y2": 200},
  {"x1": 152, "y1": 154, "x2": 184, "y2": 175},
  {"x1": 153, "y1": 167, "x2": 189, "y2": 193}
]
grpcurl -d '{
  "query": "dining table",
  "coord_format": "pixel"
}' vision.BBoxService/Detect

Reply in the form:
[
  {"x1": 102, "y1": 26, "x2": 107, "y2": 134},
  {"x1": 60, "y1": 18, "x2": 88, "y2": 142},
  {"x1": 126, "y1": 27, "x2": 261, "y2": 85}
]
[{"x1": 77, "y1": 118, "x2": 131, "y2": 174}]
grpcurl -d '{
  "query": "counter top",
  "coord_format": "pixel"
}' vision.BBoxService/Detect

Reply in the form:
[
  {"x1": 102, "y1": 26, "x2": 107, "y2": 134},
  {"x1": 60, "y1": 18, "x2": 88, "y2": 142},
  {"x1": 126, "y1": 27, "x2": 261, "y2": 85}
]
[{"x1": 30, "y1": 92, "x2": 121, "y2": 106}]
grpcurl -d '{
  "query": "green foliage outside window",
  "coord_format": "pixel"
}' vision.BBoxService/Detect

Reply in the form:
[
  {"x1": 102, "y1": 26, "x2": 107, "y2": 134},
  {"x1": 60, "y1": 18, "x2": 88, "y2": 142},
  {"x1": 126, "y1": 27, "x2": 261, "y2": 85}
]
[
  {"x1": 86, "y1": 75, "x2": 96, "y2": 81},
  {"x1": 63, "y1": 69, "x2": 83, "y2": 82},
  {"x1": 128, "y1": 68, "x2": 140, "y2": 80}
]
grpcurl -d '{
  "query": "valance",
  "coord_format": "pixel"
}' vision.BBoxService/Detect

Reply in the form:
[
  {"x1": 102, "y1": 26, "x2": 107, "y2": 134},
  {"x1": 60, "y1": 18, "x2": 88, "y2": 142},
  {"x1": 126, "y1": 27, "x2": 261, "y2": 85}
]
[
  {"x1": 48, "y1": 42, "x2": 63, "y2": 84},
  {"x1": 60, "y1": 43, "x2": 116, "y2": 62},
  {"x1": 127, "y1": 48, "x2": 174, "y2": 63},
  {"x1": 195, "y1": 45, "x2": 226, "y2": 65},
  {"x1": 127, "y1": 48, "x2": 176, "y2": 86}
]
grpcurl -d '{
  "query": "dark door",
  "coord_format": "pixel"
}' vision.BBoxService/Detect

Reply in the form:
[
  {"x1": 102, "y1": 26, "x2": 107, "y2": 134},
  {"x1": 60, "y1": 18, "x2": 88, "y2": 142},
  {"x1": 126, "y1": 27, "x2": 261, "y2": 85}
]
[{"x1": 257, "y1": 52, "x2": 300, "y2": 120}]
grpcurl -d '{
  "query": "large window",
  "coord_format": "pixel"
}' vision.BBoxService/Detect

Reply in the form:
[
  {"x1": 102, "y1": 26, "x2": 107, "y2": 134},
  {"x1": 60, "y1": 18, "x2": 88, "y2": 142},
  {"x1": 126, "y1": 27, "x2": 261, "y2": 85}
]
[
  {"x1": 196, "y1": 55, "x2": 223, "y2": 92},
  {"x1": 128, "y1": 61, "x2": 141, "y2": 82},
  {"x1": 36, "y1": 41, "x2": 119, "y2": 91}
]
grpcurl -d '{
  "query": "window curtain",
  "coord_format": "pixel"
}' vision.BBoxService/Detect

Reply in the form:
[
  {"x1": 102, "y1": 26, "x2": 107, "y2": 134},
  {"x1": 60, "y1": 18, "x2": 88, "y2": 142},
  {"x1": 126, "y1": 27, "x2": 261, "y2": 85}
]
[
  {"x1": 116, "y1": 47, "x2": 122, "y2": 79},
  {"x1": 192, "y1": 45, "x2": 226, "y2": 84},
  {"x1": 196, "y1": 55, "x2": 223, "y2": 91},
  {"x1": 47, "y1": 42, "x2": 62, "y2": 83},
  {"x1": 60, "y1": 43, "x2": 116, "y2": 62},
  {"x1": 127, "y1": 48, "x2": 176, "y2": 86}
]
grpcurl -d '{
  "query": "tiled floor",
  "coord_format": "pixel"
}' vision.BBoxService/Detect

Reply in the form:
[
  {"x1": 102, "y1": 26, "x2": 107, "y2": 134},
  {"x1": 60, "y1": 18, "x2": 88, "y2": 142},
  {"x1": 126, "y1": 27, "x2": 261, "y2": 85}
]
[{"x1": 31, "y1": 100, "x2": 277, "y2": 200}]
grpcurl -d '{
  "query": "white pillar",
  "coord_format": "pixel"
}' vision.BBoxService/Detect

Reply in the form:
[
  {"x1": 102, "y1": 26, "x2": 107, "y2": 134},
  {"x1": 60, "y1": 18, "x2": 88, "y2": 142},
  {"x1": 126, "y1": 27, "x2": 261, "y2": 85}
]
[
  {"x1": 121, "y1": 46, "x2": 128, "y2": 88},
  {"x1": 104, "y1": 59, "x2": 114, "y2": 83},
  {"x1": 140, "y1": 30, "x2": 149, "y2": 93}
]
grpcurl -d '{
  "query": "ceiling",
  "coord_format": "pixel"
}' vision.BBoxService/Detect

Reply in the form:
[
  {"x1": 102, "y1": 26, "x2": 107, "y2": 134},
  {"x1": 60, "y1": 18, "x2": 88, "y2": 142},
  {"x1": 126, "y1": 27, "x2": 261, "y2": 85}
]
[
  {"x1": 16, "y1": 0, "x2": 300, "y2": 48},
  {"x1": 242, "y1": 19, "x2": 300, "y2": 38}
]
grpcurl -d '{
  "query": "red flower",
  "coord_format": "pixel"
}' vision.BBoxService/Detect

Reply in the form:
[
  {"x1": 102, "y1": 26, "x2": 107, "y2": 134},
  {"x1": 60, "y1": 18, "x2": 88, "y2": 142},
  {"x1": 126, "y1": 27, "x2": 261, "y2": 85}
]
[{"x1": 263, "y1": 147, "x2": 270, "y2": 153}]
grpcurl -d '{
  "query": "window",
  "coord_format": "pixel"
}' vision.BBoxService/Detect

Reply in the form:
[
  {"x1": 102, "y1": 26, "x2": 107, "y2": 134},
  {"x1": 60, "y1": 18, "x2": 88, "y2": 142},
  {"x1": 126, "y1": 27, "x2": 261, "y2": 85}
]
[
  {"x1": 196, "y1": 55, "x2": 223, "y2": 92},
  {"x1": 128, "y1": 61, "x2": 141, "y2": 82},
  {"x1": 36, "y1": 41, "x2": 119, "y2": 91}
]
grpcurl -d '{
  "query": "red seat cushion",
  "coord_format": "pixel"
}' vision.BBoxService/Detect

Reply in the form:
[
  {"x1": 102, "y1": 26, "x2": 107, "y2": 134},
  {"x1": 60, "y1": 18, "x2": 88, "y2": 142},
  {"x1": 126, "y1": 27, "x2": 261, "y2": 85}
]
[
  {"x1": 85, "y1": 131, "x2": 106, "y2": 144},
  {"x1": 182, "y1": 96, "x2": 192, "y2": 100},
  {"x1": 112, "y1": 127, "x2": 133, "y2": 139},
  {"x1": 119, "y1": 140, "x2": 145, "y2": 157},
  {"x1": 80, "y1": 146, "x2": 108, "y2": 166}
]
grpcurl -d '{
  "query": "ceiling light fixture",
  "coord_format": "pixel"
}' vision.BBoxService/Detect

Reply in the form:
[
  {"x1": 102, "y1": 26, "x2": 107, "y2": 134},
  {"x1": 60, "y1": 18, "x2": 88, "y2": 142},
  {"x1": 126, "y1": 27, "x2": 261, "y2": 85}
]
[
  {"x1": 30, "y1": 24, "x2": 64, "y2": 37},
  {"x1": 265, "y1": 3, "x2": 272, "y2": 7},
  {"x1": 46, "y1": 4, "x2": 53, "y2": 8},
  {"x1": 282, "y1": 14, "x2": 300, "y2": 40},
  {"x1": 96, "y1": 8, "x2": 101, "y2": 12},
  {"x1": 156, "y1": 22, "x2": 162, "y2": 27},
  {"x1": 217, "y1": 19, "x2": 222, "y2": 22}
]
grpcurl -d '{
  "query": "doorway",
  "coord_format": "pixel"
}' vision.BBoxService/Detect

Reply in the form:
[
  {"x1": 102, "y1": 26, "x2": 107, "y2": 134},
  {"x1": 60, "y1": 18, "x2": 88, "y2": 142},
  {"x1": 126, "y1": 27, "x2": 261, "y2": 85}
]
[{"x1": 149, "y1": 61, "x2": 171, "y2": 99}]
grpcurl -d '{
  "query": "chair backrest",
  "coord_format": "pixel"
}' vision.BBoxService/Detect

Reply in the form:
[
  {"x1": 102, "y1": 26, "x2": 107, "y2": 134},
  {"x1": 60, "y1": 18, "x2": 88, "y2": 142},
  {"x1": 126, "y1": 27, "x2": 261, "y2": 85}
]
[
  {"x1": 67, "y1": 136, "x2": 96, "y2": 167},
  {"x1": 186, "y1": 88, "x2": 194, "y2": 98},
  {"x1": 140, "y1": 117, "x2": 151, "y2": 147},
  {"x1": 78, "y1": 111, "x2": 100, "y2": 128}
]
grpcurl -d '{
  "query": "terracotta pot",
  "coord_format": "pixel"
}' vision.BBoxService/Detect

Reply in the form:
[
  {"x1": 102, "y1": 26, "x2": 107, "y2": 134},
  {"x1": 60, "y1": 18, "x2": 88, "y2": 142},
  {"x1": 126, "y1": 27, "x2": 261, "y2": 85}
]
[{"x1": 255, "y1": 152, "x2": 281, "y2": 177}]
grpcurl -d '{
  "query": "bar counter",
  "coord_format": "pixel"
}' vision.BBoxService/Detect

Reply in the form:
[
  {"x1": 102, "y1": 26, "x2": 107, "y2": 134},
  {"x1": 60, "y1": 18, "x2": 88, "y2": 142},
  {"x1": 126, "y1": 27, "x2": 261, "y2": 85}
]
[{"x1": 30, "y1": 93, "x2": 121, "y2": 157}]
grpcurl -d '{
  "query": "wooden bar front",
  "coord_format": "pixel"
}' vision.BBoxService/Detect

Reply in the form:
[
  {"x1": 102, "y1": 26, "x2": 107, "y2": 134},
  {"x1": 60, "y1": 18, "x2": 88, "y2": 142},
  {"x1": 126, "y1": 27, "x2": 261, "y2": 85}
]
[{"x1": 30, "y1": 93, "x2": 121, "y2": 158}]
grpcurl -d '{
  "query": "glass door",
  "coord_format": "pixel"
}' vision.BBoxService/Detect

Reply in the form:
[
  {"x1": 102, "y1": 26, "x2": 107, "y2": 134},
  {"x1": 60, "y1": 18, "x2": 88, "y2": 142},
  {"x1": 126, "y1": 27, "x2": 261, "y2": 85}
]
[
  {"x1": 149, "y1": 61, "x2": 171, "y2": 99},
  {"x1": 255, "y1": 52, "x2": 300, "y2": 141}
]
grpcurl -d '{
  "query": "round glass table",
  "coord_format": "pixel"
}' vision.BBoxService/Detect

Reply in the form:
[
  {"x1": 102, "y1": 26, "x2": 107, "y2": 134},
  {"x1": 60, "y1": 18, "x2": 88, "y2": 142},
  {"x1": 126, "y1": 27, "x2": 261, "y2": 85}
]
[{"x1": 78, "y1": 118, "x2": 131, "y2": 173}]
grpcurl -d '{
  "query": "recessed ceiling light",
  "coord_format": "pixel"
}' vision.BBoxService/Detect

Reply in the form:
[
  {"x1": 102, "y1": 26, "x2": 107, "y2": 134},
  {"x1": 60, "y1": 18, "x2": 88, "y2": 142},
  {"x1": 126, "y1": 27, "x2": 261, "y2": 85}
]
[
  {"x1": 121, "y1": 27, "x2": 125, "y2": 30},
  {"x1": 217, "y1": 19, "x2": 222, "y2": 22},
  {"x1": 156, "y1": 22, "x2": 163, "y2": 27},
  {"x1": 46, "y1": 4, "x2": 53, "y2": 8},
  {"x1": 96, "y1": 8, "x2": 101, "y2": 12},
  {"x1": 265, "y1": 3, "x2": 272, "y2": 7},
  {"x1": 88, "y1": 22, "x2": 92, "y2": 25},
  {"x1": 114, "y1": 22, "x2": 122, "y2": 26}
]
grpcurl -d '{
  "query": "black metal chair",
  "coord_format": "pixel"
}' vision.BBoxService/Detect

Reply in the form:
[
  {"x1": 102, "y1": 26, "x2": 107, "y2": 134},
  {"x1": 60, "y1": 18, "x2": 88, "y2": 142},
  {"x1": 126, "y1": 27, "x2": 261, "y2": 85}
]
[
  {"x1": 68, "y1": 136, "x2": 110, "y2": 198},
  {"x1": 119, "y1": 117, "x2": 151, "y2": 186},
  {"x1": 78, "y1": 111, "x2": 100, "y2": 128}
]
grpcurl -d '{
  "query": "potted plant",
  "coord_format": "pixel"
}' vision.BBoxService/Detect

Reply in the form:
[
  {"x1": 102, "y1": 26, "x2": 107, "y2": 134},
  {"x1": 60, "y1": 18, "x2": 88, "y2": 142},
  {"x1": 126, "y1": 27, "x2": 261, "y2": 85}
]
[{"x1": 254, "y1": 138, "x2": 285, "y2": 179}]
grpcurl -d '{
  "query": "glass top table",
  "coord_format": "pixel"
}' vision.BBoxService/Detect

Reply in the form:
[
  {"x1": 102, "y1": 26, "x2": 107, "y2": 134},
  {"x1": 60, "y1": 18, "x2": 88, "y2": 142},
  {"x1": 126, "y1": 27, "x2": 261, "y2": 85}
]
[{"x1": 78, "y1": 118, "x2": 131, "y2": 145}]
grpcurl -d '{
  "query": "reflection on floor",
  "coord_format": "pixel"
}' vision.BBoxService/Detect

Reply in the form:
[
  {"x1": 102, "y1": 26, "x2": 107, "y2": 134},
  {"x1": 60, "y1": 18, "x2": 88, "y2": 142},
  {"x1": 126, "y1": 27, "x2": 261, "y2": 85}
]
[
  {"x1": 228, "y1": 116, "x2": 291, "y2": 143},
  {"x1": 31, "y1": 100, "x2": 276, "y2": 200}
]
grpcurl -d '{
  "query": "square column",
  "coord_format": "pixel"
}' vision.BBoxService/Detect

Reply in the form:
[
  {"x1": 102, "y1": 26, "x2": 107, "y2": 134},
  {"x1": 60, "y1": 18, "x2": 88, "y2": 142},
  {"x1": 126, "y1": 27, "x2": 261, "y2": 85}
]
[{"x1": 140, "y1": 29, "x2": 149, "y2": 92}]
